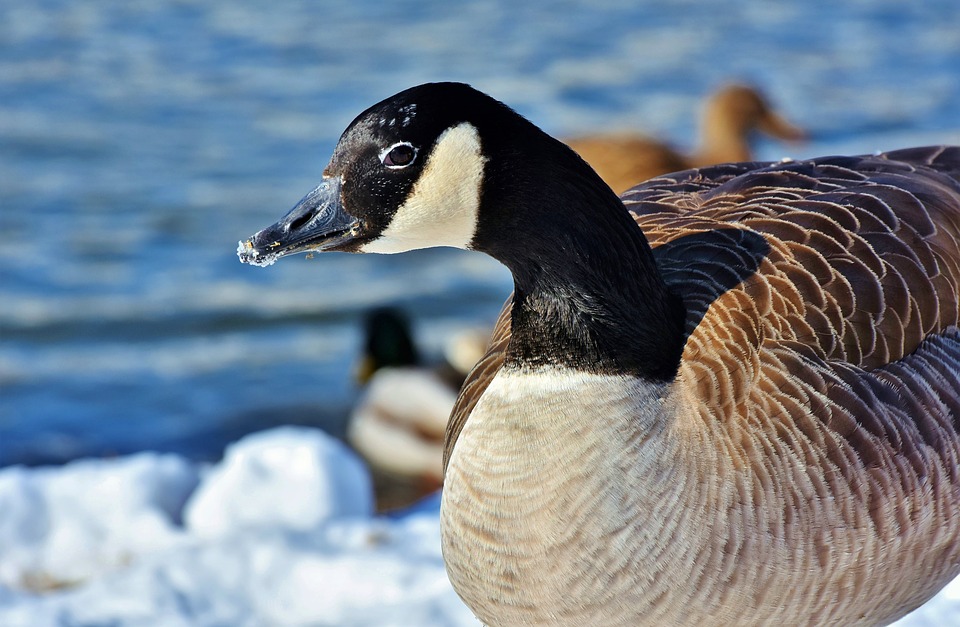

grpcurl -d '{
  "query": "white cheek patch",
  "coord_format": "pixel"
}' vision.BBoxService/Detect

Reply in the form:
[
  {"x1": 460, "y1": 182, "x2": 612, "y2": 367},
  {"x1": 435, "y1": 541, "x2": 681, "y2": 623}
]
[{"x1": 362, "y1": 123, "x2": 485, "y2": 254}]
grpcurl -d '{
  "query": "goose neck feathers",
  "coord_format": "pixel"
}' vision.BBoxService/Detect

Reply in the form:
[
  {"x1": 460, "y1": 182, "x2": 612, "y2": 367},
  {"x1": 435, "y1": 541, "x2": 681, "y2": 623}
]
[{"x1": 472, "y1": 124, "x2": 686, "y2": 377}]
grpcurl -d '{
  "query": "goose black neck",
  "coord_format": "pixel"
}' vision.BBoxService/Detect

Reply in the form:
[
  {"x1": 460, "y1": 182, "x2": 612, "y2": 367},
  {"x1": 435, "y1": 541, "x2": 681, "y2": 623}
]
[{"x1": 472, "y1": 125, "x2": 685, "y2": 380}]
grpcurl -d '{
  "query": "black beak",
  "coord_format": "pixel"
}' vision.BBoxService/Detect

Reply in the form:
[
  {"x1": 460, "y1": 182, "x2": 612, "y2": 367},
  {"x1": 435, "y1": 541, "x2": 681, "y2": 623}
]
[{"x1": 237, "y1": 178, "x2": 360, "y2": 266}]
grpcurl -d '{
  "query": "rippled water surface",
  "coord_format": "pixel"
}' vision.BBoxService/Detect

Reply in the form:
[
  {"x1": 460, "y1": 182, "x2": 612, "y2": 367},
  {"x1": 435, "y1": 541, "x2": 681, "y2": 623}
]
[{"x1": 2, "y1": 0, "x2": 959, "y2": 465}]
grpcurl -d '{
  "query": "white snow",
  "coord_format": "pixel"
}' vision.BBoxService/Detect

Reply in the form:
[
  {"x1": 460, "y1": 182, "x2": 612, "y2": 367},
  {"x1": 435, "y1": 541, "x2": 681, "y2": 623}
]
[
  {"x1": 0, "y1": 452, "x2": 199, "y2": 591},
  {"x1": 184, "y1": 426, "x2": 372, "y2": 537},
  {"x1": 0, "y1": 426, "x2": 956, "y2": 626}
]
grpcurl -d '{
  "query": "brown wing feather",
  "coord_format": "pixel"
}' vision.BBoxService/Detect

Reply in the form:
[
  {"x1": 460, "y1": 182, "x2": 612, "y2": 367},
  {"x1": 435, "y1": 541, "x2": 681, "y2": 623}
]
[
  {"x1": 443, "y1": 294, "x2": 512, "y2": 473},
  {"x1": 622, "y1": 147, "x2": 960, "y2": 617},
  {"x1": 625, "y1": 146, "x2": 960, "y2": 370}
]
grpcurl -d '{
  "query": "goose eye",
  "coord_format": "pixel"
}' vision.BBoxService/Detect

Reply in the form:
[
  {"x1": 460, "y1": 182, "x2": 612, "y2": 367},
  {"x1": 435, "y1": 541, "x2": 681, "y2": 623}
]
[{"x1": 382, "y1": 143, "x2": 417, "y2": 168}]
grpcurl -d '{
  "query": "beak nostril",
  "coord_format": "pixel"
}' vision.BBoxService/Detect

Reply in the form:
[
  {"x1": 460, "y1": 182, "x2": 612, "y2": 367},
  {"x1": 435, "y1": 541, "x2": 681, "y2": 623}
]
[{"x1": 289, "y1": 210, "x2": 316, "y2": 232}]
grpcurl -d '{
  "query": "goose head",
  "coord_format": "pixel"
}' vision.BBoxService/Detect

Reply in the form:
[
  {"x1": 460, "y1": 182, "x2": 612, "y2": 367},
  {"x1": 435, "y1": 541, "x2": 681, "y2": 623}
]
[
  {"x1": 240, "y1": 84, "x2": 484, "y2": 263},
  {"x1": 240, "y1": 82, "x2": 684, "y2": 379},
  {"x1": 239, "y1": 82, "x2": 624, "y2": 267}
]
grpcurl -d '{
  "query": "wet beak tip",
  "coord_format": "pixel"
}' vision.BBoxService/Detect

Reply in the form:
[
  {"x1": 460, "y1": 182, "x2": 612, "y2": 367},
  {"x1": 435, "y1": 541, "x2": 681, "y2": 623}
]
[{"x1": 236, "y1": 238, "x2": 278, "y2": 267}]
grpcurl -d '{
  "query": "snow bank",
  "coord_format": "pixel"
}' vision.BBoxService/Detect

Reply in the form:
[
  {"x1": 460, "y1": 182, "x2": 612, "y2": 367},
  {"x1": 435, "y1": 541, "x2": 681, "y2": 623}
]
[
  {"x1": 0, "y1": 452, "x2": 198, "y2": 591},
  {"x1": 184, "y1": 426, "x2": 373, "y2": 537},
  {"x1": 0, "y1": 427, "x2": 956, "y2": 626},
  {"x1": 0, "y1": 427, "x2": 475, "y2": 626},
  {"x1": 0, "y1": 513, "x2": 476, "y2": 627}
]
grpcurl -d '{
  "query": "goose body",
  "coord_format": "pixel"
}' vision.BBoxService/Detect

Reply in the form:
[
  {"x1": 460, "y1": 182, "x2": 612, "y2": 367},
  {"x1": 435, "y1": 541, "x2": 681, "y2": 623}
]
[
  {"x1": 566, "y1": 83, "x2": 806, "y2": 193},
  {"x1": 239, "y1": 82, "x2": 960, "y2": 626}
]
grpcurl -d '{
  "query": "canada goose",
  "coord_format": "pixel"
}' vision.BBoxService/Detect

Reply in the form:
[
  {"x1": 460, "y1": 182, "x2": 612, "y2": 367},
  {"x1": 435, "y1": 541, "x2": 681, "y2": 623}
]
[
  {"x1": 239, "y1": 82, "x2": 960, "y2": 626},
  {"x1": 566, "y1": 83, "x2": 806, "y2": 193}
]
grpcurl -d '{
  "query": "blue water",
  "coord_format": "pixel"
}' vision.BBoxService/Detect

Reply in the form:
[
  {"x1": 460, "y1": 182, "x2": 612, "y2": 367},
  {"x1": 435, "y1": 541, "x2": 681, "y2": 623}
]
[{"x1": 2, "y1": 0, "x2": 959, "y2": 466}]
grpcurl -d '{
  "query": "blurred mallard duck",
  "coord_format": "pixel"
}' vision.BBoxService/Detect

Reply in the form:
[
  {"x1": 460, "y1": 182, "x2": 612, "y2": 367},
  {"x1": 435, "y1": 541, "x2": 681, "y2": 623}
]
[
  {"x1": 348, "y1": 307, "x2": 485, "y2": 510},
  {"x1": 566, "y1": 83, "x2": 806, "y2": 193}
]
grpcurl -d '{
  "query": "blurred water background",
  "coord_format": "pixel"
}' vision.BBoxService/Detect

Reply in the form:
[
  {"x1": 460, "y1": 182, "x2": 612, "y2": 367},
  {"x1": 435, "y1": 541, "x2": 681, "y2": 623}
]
[{"x1": 2, "y1": 0, "x2": 959, "y2": 468}]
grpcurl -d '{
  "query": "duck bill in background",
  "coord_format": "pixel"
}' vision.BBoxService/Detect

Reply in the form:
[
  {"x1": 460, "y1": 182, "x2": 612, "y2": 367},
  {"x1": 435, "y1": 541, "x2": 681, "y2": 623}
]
[{"x1": 237, "y1": 178, "x2": 361, "y2": 267}]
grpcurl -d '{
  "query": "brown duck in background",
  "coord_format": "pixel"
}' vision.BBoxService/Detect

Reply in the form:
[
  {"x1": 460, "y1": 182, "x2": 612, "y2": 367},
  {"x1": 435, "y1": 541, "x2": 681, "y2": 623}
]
[{"x1": 566, "y1": 83, "x2": 806, "y2": 193}]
